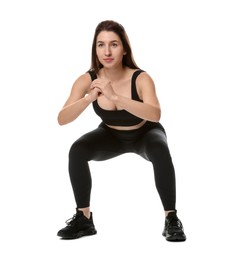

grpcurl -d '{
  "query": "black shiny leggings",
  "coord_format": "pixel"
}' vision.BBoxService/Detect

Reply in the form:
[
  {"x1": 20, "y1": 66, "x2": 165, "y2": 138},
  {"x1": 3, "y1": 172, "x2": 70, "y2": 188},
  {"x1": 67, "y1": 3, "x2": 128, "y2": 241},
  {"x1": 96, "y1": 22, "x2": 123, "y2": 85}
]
[{"x1": 68, "y1": 121, "x2": 176, "y2": 211}]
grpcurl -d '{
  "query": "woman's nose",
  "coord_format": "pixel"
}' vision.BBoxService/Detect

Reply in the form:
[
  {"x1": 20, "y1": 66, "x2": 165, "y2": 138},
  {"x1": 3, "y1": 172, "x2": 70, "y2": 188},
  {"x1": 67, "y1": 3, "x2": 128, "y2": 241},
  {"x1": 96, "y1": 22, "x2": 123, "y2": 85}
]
[{"x1": 104, "y1": 46, "x2": 111, "y2": 56}]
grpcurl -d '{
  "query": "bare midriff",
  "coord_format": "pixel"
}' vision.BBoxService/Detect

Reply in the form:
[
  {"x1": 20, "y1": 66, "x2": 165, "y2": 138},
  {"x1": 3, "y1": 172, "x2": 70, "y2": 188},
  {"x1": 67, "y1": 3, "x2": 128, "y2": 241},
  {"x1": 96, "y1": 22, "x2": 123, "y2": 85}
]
[{"x1": 106, "y1": 120, "x2": 146, "y2": 131}]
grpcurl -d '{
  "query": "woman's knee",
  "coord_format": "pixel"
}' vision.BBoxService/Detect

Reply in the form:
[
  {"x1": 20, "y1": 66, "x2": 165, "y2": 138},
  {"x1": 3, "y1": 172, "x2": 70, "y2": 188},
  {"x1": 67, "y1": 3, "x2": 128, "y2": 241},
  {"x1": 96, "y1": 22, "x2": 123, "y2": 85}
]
[
  {"x1": 143, "y1": 132, "x2": 171, "y2": 160},
  {"x1": 151, "y1": 138, "x2": 170, "y2": 154},
  {"x1": 69, "y1": 139, "x2": 89, "y2": 160}
]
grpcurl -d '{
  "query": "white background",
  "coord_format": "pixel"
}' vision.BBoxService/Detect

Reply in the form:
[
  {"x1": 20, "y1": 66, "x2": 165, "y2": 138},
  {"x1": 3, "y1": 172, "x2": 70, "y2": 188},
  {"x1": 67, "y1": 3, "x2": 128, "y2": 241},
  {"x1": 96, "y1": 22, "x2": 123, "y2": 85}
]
[{"x1": 0, "y1": 0, "x2": 239, "y2": 259}]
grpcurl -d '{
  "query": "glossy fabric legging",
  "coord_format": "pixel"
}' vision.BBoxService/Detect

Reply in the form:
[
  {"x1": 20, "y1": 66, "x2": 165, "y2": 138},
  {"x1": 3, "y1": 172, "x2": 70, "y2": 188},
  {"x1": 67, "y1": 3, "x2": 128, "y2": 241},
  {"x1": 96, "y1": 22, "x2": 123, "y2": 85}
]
[{"x1": 68, "y1": 121, "x2": 176, "y2": 211}]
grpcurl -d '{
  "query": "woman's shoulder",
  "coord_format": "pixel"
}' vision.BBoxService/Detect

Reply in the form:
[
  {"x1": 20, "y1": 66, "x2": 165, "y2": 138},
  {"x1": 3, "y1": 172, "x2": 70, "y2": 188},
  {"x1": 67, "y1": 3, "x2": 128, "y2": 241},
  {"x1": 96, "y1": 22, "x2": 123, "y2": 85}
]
[
  {"x1": 125, "y1": 67, "x2": 144, "y2": 78},
  {"x1": 132, "y1": 69, "x2": 153, "y2": 81},
  {"x1": 128, "y1": 67, "x2": 151, "y2": 77},
  {"x1": 73, "y1": 72, "x2": 92, "y2": 89},
  {"x1": 134, "y1": 70, "x2": 155, "y2": 90}
]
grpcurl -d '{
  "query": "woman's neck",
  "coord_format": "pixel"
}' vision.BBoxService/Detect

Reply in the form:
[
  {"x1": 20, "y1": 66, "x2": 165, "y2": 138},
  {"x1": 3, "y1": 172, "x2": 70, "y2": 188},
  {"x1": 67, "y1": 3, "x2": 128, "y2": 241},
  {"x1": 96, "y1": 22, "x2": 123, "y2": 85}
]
[{"x1": 100, "y1": 66, "x2": 128, "y2": 82}]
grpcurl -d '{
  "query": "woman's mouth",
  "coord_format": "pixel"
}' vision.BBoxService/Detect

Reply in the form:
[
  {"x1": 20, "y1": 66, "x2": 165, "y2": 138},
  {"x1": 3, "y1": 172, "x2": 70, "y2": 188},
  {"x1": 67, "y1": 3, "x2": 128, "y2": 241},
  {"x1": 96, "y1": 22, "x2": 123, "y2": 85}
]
[{"x1": 103, "y1": 58, "x2": 114, "y2": 62}]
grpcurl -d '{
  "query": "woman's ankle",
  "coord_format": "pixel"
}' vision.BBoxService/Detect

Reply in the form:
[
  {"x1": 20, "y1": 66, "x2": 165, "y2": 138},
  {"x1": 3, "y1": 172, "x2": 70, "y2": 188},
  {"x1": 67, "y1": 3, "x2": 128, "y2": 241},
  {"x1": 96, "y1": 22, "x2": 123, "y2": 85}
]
[
  {"x1": 77, "y1": 207, "x2": 91, "y2": 219},
  {"x1": 164, "y1": 210, "x2": 176, "y2": 217}
]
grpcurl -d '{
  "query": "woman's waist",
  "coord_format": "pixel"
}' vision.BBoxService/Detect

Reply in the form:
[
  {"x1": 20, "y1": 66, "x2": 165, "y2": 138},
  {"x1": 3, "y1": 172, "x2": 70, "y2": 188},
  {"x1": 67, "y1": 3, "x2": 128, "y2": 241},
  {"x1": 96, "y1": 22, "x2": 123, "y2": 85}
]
[{"x1": 105, "y1": 120, "x2": 147, "y2": 131}]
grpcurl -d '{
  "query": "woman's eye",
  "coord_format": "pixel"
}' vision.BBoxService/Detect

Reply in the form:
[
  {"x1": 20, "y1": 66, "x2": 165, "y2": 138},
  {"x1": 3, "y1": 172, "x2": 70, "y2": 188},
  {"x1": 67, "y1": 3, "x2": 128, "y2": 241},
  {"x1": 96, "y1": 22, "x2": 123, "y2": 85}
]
[
  {"x1": 97, "y1": 43, "x2": 104, "y2": 47},
  {"x1": 112, "y1": 43, "x2": 118, "y2": 47}
]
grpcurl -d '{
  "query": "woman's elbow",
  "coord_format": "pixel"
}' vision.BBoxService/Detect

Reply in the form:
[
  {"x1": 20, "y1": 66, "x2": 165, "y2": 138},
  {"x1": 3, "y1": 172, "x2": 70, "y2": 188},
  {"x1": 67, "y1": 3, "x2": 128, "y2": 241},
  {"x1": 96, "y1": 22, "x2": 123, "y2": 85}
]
[
  {"x1": 57, "y1": 117, "x2": 64, "y2": 126},
  {"x1": 57, "y1": 113, "x2": 67, "y2": 126},
  {"x1": 152, "y1": 108, "x2": 161, "y2": 122}
]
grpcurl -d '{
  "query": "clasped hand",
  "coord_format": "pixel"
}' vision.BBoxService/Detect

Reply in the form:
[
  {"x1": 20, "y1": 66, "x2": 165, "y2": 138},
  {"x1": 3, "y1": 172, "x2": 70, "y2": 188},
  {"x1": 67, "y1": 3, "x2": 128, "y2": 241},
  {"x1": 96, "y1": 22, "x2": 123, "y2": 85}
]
[{"x1": 90, "y1": 79, "x2": 116, "y2": 101}]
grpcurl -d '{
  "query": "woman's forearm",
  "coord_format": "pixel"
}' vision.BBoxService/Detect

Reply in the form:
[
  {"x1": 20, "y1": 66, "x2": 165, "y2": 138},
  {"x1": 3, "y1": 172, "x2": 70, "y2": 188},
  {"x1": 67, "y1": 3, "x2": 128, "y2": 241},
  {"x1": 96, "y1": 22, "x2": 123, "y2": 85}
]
[
  {"x1": 57, "y1": 96, "x2": 92, "y2": 125},
  {"x1": 111, "y1": 95, "x2": 161, "y2": 122}
]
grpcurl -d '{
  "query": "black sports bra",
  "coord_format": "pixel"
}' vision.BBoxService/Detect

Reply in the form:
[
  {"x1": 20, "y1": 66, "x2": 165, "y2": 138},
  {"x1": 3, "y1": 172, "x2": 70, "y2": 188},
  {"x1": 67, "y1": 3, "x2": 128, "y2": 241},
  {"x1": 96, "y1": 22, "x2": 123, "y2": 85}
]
[{"x1": 88, "y1": 69, "x2": 145, "y2": 126}]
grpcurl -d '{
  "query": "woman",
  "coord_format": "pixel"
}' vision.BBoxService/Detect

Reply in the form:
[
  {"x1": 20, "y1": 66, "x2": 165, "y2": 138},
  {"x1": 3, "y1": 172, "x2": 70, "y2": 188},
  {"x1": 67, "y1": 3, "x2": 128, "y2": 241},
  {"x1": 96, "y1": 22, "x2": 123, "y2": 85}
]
[{"x1": 57, "y1": 20, "x2": 186, "y2": 242}]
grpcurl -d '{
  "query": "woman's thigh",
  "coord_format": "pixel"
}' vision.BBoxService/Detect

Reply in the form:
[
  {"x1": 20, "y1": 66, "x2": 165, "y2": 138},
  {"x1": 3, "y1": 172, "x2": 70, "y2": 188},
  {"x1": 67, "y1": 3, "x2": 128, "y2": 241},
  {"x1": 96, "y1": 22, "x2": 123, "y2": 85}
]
[
  {"x1": 69, "y1": 125, "x2": 125, "y2": 161},
  {"x1": 135, "y1": 126, "x2": 169, "y2": 161}
]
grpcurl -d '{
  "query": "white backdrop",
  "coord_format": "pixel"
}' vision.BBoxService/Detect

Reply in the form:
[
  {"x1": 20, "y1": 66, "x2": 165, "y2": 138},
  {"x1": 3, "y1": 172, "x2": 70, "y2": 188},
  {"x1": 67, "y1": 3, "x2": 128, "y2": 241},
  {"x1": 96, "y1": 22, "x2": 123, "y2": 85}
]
[{"x1": 0, "y1": 0, "x2": 238, "y2": 259}]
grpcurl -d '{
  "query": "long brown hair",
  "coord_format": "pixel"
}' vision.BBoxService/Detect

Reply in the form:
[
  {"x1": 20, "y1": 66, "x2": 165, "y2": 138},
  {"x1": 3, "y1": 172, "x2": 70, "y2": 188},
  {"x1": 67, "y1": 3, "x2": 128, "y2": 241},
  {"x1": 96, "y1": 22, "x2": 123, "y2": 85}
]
[{"x1": 88, "y1": 20, "x2": 139, "y2": 74}]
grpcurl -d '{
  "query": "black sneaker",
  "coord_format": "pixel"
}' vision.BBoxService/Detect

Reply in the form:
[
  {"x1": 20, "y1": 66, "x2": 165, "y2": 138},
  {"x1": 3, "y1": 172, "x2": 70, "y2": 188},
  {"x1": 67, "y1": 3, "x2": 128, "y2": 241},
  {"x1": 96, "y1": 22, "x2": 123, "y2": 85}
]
[
  {"x1": 162, "y1": 211, "x2": 186, "y2": 242},
  {"x1": 57, "y1": 210, "x2": 97, "y2": 239}
]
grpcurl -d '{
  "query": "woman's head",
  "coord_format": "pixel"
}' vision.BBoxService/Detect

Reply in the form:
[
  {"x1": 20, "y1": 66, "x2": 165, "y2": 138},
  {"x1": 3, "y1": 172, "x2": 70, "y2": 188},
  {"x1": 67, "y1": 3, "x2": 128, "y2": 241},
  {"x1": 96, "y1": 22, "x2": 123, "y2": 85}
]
[{"x1": 89, "y1": 20, "x2": 139, "y2": 73}]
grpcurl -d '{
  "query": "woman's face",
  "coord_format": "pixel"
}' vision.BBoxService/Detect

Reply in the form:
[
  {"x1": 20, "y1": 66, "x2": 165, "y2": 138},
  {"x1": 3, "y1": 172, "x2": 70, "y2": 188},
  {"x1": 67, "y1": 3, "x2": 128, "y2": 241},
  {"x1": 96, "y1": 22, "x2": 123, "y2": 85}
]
[{"x1": 96, "y1": 31, "x2": 126, "y2": 69}]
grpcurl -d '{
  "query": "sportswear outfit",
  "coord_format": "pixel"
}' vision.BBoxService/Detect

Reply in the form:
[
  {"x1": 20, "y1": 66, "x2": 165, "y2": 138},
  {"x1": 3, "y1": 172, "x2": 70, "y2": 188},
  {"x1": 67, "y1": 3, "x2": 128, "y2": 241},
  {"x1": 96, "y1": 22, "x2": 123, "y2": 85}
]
[{"x1": 57, "y1": 69, "x2": 186, "y2": 241}]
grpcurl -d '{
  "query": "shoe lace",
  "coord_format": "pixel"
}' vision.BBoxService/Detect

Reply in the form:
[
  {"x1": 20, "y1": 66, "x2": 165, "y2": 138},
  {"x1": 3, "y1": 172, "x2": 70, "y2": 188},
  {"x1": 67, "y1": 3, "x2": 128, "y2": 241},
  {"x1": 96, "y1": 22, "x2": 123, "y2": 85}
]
[
  {"x1": 168, "y1": 216, "x2": 182, "y2": 229},
  {"x1": 65, "y1": 214, "x2": 77, "y2": 226}
]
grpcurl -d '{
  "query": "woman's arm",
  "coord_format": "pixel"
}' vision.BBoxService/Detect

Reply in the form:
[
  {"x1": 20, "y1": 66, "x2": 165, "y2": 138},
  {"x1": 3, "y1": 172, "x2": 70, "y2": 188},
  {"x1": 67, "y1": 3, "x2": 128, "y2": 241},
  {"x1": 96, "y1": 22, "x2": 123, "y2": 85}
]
[
  {"x1": 91, "y1": 72, "x2": 161, "y2": 122},
  {"x1": 57, "y1": 73, "x2": 100, "y2": 125}
]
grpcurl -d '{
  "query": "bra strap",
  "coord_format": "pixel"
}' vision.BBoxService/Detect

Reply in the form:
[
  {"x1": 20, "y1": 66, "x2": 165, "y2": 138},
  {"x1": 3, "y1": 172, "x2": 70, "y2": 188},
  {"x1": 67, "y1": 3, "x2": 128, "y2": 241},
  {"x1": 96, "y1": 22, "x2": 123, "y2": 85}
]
[{"x1": 132, "y1": 69, "x2": 144, "y2": 100}]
